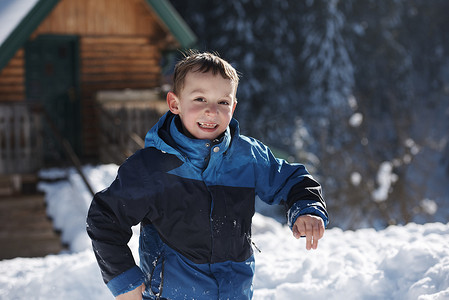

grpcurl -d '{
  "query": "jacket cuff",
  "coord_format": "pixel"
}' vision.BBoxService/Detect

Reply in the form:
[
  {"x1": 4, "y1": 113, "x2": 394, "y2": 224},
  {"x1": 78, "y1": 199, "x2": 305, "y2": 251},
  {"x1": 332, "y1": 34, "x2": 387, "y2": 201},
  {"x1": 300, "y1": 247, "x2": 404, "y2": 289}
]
[
  {"x1": 287, "y1": 200, "x2": 329, "y2": 230},
  {"x1": 107, "y1": 266, "x2": 145, "y2": 297}
]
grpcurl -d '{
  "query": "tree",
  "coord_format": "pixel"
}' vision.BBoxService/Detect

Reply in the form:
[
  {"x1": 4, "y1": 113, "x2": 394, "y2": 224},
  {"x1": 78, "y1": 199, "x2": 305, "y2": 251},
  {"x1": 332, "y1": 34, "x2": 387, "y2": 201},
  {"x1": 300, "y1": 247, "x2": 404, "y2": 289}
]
[{"x1": 170, "y1": 0, "x2": 449, "y2": 229}]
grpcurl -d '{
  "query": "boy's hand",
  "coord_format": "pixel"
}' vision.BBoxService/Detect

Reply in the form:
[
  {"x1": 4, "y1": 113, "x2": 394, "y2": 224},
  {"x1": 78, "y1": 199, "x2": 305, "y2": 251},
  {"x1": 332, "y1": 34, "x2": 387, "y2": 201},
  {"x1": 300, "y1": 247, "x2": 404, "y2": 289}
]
[
  {"x1": 116, "y1": 284, "x2": 145, "y2": 300},
  {"x1": 293, "y1": 215, "x2": 325, "y2": 250}
]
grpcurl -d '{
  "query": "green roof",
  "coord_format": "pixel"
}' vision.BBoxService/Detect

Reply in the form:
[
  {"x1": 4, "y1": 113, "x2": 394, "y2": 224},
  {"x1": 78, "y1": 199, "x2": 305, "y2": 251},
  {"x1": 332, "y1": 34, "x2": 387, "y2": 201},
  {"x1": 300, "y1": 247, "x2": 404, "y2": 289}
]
[
  {"x1": 145, "y1": 0, "x2": 197, "y2": 49},
  {"x1": 0, "y1": 0, "x2": 197, "y2": 72}
]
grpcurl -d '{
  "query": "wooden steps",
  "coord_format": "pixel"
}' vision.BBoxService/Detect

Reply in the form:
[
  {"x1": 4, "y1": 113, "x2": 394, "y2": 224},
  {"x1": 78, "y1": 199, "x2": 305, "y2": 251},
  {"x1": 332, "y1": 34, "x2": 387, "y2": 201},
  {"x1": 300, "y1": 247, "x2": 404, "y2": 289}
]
[
  {"x1": 0, "y1": 177, "x2": 65, "y2": 260},
  {"x1": 0, "y1": 174, "x2": 39, "y2": 196}
]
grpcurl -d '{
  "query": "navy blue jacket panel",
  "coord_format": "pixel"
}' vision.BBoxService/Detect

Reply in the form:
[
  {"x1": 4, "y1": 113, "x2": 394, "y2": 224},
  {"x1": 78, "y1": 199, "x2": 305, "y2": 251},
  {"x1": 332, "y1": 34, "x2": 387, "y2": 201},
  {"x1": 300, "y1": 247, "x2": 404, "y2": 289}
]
[{"x1": 86, "y1": 111, "x2": 328, "y2": 298}]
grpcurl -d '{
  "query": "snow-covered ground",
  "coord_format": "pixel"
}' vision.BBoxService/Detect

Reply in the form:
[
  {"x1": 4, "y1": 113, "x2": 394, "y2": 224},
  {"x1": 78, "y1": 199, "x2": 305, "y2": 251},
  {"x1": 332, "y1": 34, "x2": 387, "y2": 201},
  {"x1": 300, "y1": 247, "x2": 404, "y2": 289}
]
[{"x1": 1, "y1": 165, "x2": 448, "y2": 300}]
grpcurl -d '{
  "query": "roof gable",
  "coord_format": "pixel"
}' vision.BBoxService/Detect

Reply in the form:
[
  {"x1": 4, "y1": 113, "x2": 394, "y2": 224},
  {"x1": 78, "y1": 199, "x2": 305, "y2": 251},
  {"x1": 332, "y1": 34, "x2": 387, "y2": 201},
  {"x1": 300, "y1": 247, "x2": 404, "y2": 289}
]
[{"x1": 0, "y1": 0, "x2": 197, "y2": 71}]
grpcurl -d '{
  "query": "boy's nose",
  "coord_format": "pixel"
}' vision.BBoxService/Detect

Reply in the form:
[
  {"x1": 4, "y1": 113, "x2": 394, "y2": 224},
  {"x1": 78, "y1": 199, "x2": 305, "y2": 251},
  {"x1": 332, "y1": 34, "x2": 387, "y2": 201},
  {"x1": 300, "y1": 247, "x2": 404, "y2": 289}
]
[{"x1": 205, "y1": 104, "x2": 218, "y2": 115}]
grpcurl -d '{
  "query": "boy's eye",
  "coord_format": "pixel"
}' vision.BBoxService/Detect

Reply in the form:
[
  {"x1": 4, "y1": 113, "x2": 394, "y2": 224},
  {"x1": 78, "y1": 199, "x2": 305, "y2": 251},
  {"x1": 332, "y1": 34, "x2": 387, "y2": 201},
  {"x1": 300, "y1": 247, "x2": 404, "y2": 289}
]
[
  {"x1": 219, "y1": 100, "x2": 230, "y2": 105},
  {"x1": 194, "y1": 97, "x2": 205, "y2": 102}
]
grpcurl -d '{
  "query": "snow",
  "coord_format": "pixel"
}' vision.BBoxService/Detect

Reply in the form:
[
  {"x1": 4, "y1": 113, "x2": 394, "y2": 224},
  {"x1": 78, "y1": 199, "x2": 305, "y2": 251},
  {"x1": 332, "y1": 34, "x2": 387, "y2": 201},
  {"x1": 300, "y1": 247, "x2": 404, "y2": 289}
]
[
  {"x1": 349, "y1": 112, "x2": 363, "y2": 127},
  {"x1": 420, "y1": 199, "x2": 438, "y2": 216},
  {"x1": 0, "y1": 0, "x2": 40, "y2": 46},
  {"x1": 350, "y1": 171, "x2": 362, "y2": 186},
  {"x1": 372, "y1": 161, "x2": 398, "y2": 203},
  {"x1": 1, "y1": 165, "x2": 449, "y2": 299}
]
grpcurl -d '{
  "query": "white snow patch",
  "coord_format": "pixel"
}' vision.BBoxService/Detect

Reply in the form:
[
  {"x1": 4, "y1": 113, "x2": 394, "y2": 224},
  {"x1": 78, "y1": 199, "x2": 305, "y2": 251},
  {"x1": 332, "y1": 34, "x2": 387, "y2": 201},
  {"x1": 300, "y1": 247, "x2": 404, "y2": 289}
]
[
  {"x1": 350, "y1": 172, "x2": 362, "y2": 186},
  {"x1": 372, "y1": 161, "x2": 398, "y2": 202},
  {"x1": 347, "y1": 95, "x2": 358, "y2": 110},
  {"x1": 420, "y1": 199, "x2": 438, "y2": 215},
  {"x1": 349, "y1": 112, "x2": 363, "y2": 127}
]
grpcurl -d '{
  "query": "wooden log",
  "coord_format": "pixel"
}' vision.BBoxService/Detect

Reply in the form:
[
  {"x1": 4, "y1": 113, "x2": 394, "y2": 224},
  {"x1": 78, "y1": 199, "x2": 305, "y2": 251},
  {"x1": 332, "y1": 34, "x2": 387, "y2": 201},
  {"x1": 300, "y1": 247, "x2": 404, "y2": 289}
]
[
  {"x1": 81, "y1": 58, "x2": 158, "y2": 67},
  {"x1": 0, "y1": 75, "x2": 24, "y2": 85},
  {"x1": 0, "y1": 94, "x2": 24, "y2": 102},
  {"x1": 81, "y1": 46, "x2": 160, "y2": 56},
  {"x1": 81, "y1": 80, "x2": 161, "y2": 90},
  {"x1": 2, "y1": 59, "x2": 23, "y2": 68},
  {"x1": 0, "y1": 67, "x2": 24, "y2": 77},
  {"x1": 81, "y1": 51, "x2": 158, "y2": 59},
  {"x1": 0, "y1": 84, "x2": 25, "y2": 93},
  {"x1": 81, "y1": 72, "x2": 159, "y2": 82},
  {"x1": 81, "y1": 64, "x2": 159, "y2": 74},
  {"x1": 82, "y1": 36, "x2": 150, "y2": 45},
  {"x1": 81, "y1": 40, "x2": 158, "y2": 48}
]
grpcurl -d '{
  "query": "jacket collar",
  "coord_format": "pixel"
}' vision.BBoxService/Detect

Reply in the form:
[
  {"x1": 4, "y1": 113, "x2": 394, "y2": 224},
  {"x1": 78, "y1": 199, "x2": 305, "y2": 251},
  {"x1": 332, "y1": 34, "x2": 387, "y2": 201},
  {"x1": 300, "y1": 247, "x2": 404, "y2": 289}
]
[{"x1": 145, "y1": 111, "x2": 238, "y2": 165}]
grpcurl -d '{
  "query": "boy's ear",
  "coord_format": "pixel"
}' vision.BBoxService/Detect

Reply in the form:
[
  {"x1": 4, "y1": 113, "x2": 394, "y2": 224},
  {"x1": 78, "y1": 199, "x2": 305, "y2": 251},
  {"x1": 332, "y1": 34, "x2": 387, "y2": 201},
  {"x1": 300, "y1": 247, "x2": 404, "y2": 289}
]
[
  {"x1": 232, "y1": 99, "x2": 237, "y2": 115},
  {"x1": 167, "y1": 92, "x2": 180, "y2": 114}
]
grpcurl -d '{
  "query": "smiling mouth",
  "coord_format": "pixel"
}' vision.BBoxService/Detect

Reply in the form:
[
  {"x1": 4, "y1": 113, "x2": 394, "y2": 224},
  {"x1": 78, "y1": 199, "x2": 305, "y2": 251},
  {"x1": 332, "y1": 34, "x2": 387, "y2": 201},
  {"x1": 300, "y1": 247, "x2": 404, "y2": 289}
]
[{"x1": 198, "y1": 122, "x2": 218, "y2": 129}]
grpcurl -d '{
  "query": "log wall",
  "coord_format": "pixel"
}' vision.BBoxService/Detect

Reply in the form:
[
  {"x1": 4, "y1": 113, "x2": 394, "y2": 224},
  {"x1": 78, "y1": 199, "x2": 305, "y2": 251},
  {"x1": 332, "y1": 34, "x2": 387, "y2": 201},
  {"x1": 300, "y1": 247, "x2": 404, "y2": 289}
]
[
  {"x1": 32, "y1": 0, "x2": 170, "y2": 39},
  {"x1": 0, "y1": 50, "x2": 25, "y2": 102},
  {"x1": 79, "y1": 35, "x2": 163, "y2": 156}
]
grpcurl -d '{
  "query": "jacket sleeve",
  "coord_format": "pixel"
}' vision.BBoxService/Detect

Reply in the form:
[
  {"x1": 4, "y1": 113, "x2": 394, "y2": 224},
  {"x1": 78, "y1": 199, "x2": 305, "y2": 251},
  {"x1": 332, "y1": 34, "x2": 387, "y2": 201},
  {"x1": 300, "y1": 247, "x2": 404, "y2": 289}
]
[
  {"x1": 86, "y1": 151, "x2": 152, "y2": 297},
  {"x1": 252, "y1": 140, "x2": 329, "y2": 229}
]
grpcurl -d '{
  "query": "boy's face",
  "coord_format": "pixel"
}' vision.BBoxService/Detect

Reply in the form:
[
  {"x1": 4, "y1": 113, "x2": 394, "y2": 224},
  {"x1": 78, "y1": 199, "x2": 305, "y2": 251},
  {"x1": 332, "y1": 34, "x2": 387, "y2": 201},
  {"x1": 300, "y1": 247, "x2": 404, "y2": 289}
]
[{"x1": 167, "y1": 70, "x2": 237, "y2": 140}]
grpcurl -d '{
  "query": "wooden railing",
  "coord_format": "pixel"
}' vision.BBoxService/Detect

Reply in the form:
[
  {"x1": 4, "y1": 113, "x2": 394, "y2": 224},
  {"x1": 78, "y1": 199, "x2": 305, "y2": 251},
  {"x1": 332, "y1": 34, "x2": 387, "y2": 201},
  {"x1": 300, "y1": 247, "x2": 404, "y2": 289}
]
[
  {"x1": 0, "y1": 90, "x2": 167, "y2": 179},
  {"x1": 40, "y1": 108, "x2": 95, "y2": 196},
  {"x1": 0, "y1": 103, "x2": 43, "y2": 174},
  {"x1": 96, "y1": 90, "x2": 167, "y2": 164}
]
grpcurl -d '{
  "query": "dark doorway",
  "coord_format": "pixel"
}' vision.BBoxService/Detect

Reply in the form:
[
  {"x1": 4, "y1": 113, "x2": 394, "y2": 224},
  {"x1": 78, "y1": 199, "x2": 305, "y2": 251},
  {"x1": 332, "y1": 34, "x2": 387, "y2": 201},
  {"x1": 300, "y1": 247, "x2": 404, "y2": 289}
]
[{"x1": 25, "y1": 35, "x2": 81, "y2": 163}]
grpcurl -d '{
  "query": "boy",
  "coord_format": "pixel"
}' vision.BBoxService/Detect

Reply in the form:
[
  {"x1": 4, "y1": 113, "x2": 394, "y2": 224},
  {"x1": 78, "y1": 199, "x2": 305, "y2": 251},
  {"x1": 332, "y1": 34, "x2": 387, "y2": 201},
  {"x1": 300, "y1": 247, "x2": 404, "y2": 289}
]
[{"x1": 87, "y1": 51, "x2": 328, "y2": 300}]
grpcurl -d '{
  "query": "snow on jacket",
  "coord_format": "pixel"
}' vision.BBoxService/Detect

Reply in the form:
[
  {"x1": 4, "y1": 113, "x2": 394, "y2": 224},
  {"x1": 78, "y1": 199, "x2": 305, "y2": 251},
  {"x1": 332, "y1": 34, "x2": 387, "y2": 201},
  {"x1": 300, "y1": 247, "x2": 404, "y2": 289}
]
[{"x1": 86, "y1": 111, "x2": 328, "y2": 299}]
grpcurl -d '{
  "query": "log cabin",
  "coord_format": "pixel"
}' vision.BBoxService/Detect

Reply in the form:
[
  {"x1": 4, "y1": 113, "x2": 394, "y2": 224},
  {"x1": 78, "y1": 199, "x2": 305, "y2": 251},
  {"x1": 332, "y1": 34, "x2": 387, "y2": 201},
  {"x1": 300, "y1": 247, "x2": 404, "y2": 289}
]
[{"x1": 0, "y1": 0, "x2": 197, "y2": 176}]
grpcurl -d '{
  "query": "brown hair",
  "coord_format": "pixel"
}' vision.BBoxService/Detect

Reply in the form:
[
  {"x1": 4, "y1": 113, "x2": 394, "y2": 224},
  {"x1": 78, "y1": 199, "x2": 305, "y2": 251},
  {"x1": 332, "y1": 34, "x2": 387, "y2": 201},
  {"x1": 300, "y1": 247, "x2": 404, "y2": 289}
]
[{"x1": 172, "y1": 50, "x2": 240, "y2": 95}]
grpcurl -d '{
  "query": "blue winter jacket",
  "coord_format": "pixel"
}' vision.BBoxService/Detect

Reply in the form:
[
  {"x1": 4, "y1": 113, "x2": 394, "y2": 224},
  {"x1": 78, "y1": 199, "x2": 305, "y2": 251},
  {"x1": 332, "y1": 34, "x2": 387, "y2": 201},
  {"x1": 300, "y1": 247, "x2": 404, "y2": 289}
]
[{"x1": 87, "y1": 111, "x2": 328, "y2": 299}]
